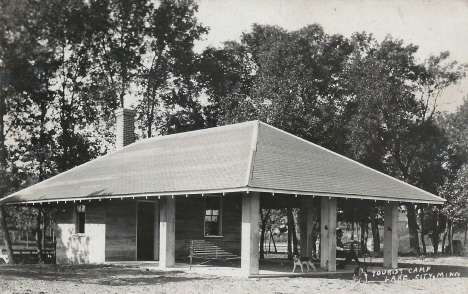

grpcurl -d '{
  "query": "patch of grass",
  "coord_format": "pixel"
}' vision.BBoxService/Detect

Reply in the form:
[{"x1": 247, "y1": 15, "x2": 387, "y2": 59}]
[{"x1": 399, "y1": 234, "x2": 412, "y2": 255}]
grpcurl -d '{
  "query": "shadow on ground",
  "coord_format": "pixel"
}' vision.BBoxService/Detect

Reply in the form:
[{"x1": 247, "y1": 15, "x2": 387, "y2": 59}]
[{"x1": 0, "y1": 264, "x2": 212, "y2": 286}]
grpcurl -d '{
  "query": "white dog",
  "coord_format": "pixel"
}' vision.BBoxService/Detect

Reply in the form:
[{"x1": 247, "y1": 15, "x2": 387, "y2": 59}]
[
  {"x1": 353, "y1": 264, "x2": 369, "y2": 283},
  {"x1": 292, "y1": 255, "x2": 317, "y2": 273}
]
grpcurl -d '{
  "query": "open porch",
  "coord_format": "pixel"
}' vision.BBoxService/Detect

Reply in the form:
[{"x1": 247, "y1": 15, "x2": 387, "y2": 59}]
[{"x1": 155, "y1": 191, "x2": 401, "y2": 276}]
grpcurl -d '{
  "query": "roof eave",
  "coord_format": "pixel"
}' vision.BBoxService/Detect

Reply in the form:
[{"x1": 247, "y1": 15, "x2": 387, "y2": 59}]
[
  {"x1": 245, "y1": 187, "x2": 446, "y2": 205},
  {"x1": 0, "y1": 187, "x2": 252, "y2": 205},
  {"x1": 1, "y1": 186, "x2": 445, "y2": 206}
]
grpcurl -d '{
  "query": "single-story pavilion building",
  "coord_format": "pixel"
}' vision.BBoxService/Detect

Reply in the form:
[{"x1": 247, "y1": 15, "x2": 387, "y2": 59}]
[{"x1": 0, "y1": 109, "x2": 445, "y2": 276}]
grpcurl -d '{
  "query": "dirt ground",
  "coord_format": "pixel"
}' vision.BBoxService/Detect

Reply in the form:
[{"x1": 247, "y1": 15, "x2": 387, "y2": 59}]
[{"x1": 1, "y1": 256, "x2": 467, "y2": 294}]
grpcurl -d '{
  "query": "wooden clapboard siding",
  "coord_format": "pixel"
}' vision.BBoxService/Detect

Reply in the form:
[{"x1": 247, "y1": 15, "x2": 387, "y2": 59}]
[
  {"x1": 105, "y1": 199, "x2": 137, "y2": 261},
  {"x1": 175, "y1": 194, "x2": 242, "y2": 258},
  {"x1": 55, "y1": 201, "x2": 106, "y2": 264}
]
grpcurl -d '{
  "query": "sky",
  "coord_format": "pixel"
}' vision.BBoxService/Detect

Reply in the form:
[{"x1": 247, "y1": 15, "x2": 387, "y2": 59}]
[{"x1": 192, "y1": 0, "x2": 468, "y2": 113}]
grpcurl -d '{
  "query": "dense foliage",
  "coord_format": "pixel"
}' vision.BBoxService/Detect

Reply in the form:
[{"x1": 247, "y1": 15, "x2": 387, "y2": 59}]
[{"x1": 198, "y1": 25, "x2": 467, "y2": 254}]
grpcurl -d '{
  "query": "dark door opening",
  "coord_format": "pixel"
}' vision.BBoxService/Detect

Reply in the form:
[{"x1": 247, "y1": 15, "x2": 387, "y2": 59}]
[{"x1": 137, "y1": 202, "x2": 158, "y2": 261}]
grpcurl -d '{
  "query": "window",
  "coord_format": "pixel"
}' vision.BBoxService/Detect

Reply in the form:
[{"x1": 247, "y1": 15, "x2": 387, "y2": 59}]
[
  {"x1": 75, "y1": 204, "x2": 86, "y2": 234},
  {"x1": 204, "y1": 196, "x2": 222, "y2": 236}
]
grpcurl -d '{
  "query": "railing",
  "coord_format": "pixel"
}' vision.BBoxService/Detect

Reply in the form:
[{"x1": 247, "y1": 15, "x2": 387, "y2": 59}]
[{"x1": 189, "y1": 240, "x2": 240, "y2": 270}]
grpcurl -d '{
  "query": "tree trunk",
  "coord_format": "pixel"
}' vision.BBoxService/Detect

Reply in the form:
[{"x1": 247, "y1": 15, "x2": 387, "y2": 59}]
[
  {"x1": 365, "y1": 222, "x2": 369, "y2": 249},
  {"x1": 0, "y1": 206, "x2": 15, "y2": 264},
  {"x1": 0, "y1": 93, "x2": 15, "y2": 264},
  {"x1": 419, "y1": 205, "x2": 426, "y2": 255},
  {"x1": 259, "y1": 209, "x2": 270, "y2": 259},
  {"x1": 35, "y1": 208, "x2": 44, "y2": 263},
  {"x1": 268, "y1": 230, "x2": 271, "y2": 253},
  {"x1": 464, "y1": 222, "x2": 467, "y2": 246},
  {"x1": 369, "y1": 206, "x2": 380, "y2": 252},
  {"x1": 260, "y1": 225, "x2": 265, "y2": 259},
  {"x1": 406, "y1": 204, "x2": 420, "y2": 255},
  {"x1": 441, "y1": 224, "x2": 448, "y2": 254},
  {"x1": 360, "y1": 222, "x2": 367, "y2": 252},
  {"x1": 270, "y1": 229, "x2": 277, "y2": 253},
  {"x1": 42, "y1": 211, "x2": 47, "y2": 250},
  {"x1": 287, "y1": 207, "x2": 293, "y2": 260},
  {"x1": 448, "y1": 221, "x2": 453, "y2": 255},
  {"x1": 292, "y1": 213, "x2": 299, "y2": 256},
  {"x1": 431, "y1": 211, "x2": 439, "y2": 254}
]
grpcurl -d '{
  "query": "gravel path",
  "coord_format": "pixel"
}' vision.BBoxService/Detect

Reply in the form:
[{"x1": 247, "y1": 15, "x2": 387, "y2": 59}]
[{"x1": 0, "y1": 259, "x2": 467, "y2": 294}]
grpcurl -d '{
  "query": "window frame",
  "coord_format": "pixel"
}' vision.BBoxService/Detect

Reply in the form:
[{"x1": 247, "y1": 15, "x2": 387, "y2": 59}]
[
  {"x1": 204, "y1": 195, "x2": 222, "y2": 237},
  {"x1": 74, "y1": 204, "x2": 86, "y2": 235}
]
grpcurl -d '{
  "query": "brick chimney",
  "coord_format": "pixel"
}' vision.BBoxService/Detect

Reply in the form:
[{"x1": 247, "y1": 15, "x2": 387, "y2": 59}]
[{"x1": 115, "y1": 108, "x2": 136, "y2": 149}]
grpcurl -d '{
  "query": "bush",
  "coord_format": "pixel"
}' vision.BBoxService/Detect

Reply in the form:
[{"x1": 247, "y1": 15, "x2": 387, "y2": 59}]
[{"x1": 399, "y1": 233, "x2": 411, "y2": 254}]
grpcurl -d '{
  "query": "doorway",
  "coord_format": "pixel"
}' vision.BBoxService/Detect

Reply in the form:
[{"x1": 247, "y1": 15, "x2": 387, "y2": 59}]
[{"x1": 137, "y1": 201, "x2": 159, "y2": 261}]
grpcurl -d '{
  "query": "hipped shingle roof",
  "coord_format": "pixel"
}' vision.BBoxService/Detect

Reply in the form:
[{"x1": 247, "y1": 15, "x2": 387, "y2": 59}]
[{"x1": 0, "y1": 121, "x2": 445, "y2": 205}]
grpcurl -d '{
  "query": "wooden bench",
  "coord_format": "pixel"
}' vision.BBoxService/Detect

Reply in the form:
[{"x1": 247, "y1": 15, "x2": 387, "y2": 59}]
[
  {"x1": 361, "y1": 250, "x2": 379, "y2": 265},
  {"x1": 189, "y1": 240, "x2": 240, "y2": 270},
  {"x1": 342, "y1": 242, "x2": 378, "y2": 264},
  {"x1": 0, "y1": 248, "x2": 55, "y2": 264},
  {"x1": 343, "y1": 241, "x2": 362, "y2": 256}
]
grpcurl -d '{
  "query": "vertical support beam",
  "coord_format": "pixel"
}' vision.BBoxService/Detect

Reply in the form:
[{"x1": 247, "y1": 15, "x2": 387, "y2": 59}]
[
  {"x1": 320, "y1": 197, "x2": 337, "y2": 271},
  {"x1": 241, "y1": 192, "x2": 260, "y2": 276},
  {"x1": 159, "y1": 196, "x2": 175, "y2": 268},
  {"x1": 299, "y1": 196, "x2": 316, "y2": 257},
  {"x1": 383, "y1": 201, "x2": 399, "y2": 268},
  {"x1": 154, "y1": 202, "x2": 160, "y2": 261},
  {"x1": 287, "y1": 207, "x2": 293, "y2": 259}
]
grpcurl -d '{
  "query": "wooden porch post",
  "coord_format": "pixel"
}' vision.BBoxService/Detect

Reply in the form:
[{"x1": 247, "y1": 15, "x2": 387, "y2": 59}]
[
  {"x1": 159, "y1": 196, "x2": 175, "y2": 268},
  {"x1": 241, "y1": 192, "x2": 260, "y2": 276},
  {"x1": 299, "y1": 196, "x2": 315, "y2": 257},
  {"x1": 383, "y1": 201, "x2": 399, "y2": 268},
  {"x1": 320, "y1": 197, "x2": 337, "y2": 271}
]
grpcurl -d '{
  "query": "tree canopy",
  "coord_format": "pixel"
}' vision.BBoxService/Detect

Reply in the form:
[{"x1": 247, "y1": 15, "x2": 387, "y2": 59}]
[
  {"x1": 199, "y1": 24, "x2": 467, "y2": 254},
  {"x1": 0, "y1": 0, "x2": 208, "y2": 263}
]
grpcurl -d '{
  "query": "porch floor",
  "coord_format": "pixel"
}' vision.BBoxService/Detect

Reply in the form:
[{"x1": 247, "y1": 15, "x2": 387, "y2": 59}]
[{"x1": 105, "y1": 258, "x2": 400, "y2": 278}]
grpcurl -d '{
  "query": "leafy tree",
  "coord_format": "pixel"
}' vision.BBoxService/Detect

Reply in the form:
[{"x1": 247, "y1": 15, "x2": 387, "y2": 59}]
[
  {"x1": 199, "y1": 41, "x2": 256, "y2": 128},
  {"x1": 439, "y1": 96, "x2": 468, "y2": 171},
  {"x1": 200, "y1": 24, "x2": 353, "y2": 151},
  {"x1": 0, "y1": 0, "x2": 43, "y2": 264},
  {"x1": 343, "y1": 34, "x2": 466, "y2": 254},
  {"x1": 439, "y1": 164, "x2": 468, "y2": 253},
  {"x1": 200, "y1": 25, "x2": 356, "y2": 257},
  {"x1": 88, "y1": 0, "x2": 149, "y2": 109},
  {"x1": 247, "y1": 24, "x2": 353, "y2": 151},
  {"x1": 200, "y1": 26, "x2": 466, "y2": 255},
  {"x1": 437, "y1": 96, "x2": 468, "y2": 253},
  {"x1": 1, "y1": 0, "x2": 112, "y2": 263},
  {"x1": 138, "y1": 0, "x2": 208, "y2": 137},
  {"x1": 0, "y1": 0, "x2": 209, "y2": 264},
  {"x1": 87, "y1": 0, "x2": 207, "y2": 138},
  {"x1": 3, "y1": 0, "x2": 58, "y2": 261},
  {"x1": 47, "y1": 0, "x2": 110, "y2": 171}
]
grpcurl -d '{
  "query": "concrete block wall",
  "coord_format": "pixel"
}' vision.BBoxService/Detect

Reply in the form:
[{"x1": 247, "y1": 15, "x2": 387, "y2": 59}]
[{"x1": 55, "y1": 202, "x2": 106, "y2": 264}]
